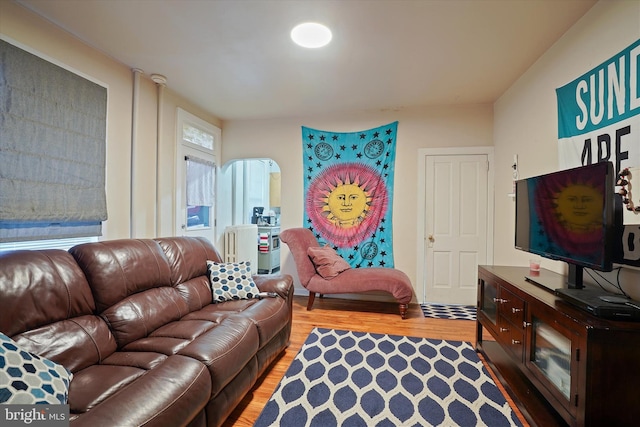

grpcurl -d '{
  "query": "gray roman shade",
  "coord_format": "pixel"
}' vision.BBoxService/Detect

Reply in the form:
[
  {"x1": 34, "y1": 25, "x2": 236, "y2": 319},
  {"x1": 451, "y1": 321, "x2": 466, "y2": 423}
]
[{"x1": 0, "y1": 40, "x2": 108, "y2": 242}]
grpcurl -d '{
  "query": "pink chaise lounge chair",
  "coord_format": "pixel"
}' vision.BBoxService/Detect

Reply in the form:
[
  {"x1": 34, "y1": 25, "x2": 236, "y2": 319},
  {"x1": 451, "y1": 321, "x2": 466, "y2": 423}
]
[{"x1": 280, "y1": 227, "x2": 414, "y2": 319}]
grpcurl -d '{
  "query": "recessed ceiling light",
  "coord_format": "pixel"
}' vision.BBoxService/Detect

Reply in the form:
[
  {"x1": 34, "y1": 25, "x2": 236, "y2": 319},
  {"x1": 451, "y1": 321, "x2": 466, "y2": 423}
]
[{"x1": 291, "y1": 22, "x2": 332, "y2": 48}]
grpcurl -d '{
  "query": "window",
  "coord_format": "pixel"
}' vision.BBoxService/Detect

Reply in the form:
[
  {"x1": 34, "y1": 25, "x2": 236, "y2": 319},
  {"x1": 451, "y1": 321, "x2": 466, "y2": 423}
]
[
  {"x1": 185, "y1": 156, "x2": 215, "y2": 229},
  {"x1": 0, "y1": 39, "x2": 107, "y2": 247},
  {"x1": 176, "y1": 109, "x2": 219, "y2": 239},
  {"x1": 0, "y1": 236, "x2": 98, "y2": 254},
  {"x1": 183, "y1": 124, "x2": 214, "y2": 151}
]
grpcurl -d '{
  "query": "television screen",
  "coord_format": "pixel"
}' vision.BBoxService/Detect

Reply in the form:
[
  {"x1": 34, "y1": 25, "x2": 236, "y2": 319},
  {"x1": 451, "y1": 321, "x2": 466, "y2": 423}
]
[{"x1": 515, "y1": 162, "x2": 615, "y2": 274}]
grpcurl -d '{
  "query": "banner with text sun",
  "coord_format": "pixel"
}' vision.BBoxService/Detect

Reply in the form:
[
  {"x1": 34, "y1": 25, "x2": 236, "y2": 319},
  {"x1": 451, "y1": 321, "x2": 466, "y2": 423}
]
[
  {"x1": 302, "y1": 122, "x2": 398, "y2": 268},
  {"x1": 556, "y1": 38, "x2": 640, "y2": 172},
  {"x1": 556, "y1": 38, "x2": 640, "y2": 266}
]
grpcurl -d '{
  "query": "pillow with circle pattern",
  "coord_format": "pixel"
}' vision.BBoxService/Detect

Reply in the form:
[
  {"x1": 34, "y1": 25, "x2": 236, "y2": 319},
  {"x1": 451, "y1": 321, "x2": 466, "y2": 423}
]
[
  {"x1": 206, "y1": 260, "x2": 260, "y2": 303},
  {"x1": 0, "y1": 332, "x2": 73, "y2": 404}
]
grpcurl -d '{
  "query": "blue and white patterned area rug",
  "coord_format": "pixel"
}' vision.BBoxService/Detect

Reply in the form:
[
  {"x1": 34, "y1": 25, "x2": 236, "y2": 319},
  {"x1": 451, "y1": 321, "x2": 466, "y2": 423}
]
[
  {"x1": 254, "y1": 328, "x2": 523, "y2": 427},
  {"x1": 420, "y1": 303, "x2": 477, "y2": 321}
]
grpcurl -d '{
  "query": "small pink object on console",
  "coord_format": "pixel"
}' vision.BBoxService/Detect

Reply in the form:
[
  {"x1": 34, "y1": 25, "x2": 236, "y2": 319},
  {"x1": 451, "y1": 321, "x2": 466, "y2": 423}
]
[{"x1": 280, "y1": 227, "x2": 414, "y2": 319}]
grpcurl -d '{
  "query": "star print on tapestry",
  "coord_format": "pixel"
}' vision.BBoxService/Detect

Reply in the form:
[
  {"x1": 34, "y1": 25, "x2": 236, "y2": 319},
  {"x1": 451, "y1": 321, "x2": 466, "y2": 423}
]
[{"x1": 302, "y1": 121, "x2": 398, "y2": 268}]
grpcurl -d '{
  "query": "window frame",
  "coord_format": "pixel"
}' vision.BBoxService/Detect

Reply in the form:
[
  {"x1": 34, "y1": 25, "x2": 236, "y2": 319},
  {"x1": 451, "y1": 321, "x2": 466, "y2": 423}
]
[{"x1": 175, "y1": 108, "x2": 220, "y2": 237}]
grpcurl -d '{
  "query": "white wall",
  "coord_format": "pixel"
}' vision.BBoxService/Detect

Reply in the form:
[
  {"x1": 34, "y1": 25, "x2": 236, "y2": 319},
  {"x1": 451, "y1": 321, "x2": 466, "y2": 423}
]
[
  {"x1": 494, "y1": 0, "x2": 640, "y2": 298},
  {"x1": 221, "y1": 106, "x2": 494, "y2": 298}
]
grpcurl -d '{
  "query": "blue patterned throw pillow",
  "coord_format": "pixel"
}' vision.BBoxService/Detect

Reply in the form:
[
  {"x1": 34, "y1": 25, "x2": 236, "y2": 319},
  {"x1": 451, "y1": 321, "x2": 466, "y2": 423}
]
[
  {"x1": 0, "y1": 332, "x2": 73, "y2": 404},
  {"x1": 206, "y1": 260, "x2": 260, "y2": 303}
]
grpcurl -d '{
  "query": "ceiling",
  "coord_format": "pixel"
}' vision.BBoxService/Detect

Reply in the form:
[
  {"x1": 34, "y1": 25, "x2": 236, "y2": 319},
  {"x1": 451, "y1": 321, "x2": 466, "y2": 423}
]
[{"x1": 17, "y1": 0, "x2": 597, "y2": 121}]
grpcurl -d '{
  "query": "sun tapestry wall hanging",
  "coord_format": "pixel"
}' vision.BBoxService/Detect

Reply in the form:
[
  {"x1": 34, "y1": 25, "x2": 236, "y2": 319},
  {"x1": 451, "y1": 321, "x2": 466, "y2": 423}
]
[{"x1": 302, "y1": 121, "x2": 398, "y2": 268}]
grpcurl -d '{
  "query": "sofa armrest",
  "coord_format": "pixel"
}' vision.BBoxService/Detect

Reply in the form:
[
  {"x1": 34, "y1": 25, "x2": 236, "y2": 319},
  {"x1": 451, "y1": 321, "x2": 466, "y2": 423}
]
[{"x1": 253, "y1": 274, "x2": 293, "y2": 299}]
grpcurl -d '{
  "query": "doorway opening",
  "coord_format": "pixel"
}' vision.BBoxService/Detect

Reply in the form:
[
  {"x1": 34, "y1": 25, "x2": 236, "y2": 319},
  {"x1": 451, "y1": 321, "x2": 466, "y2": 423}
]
[
  {"x1": 221, "y1": 159, "x2": 281, "y2": 226},
  {"x1": 217, "y1": 159, "x2": 281, "y2": 273}
]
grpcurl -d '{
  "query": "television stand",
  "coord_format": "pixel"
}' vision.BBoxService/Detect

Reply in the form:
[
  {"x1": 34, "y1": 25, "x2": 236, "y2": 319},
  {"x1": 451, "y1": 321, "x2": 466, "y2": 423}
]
[
  {"x1": 477, "y1": 265, "x2": 640, "y2": 427},
  {"x1": 566, "y1": 264, "x2": 584, "y2": 289}
]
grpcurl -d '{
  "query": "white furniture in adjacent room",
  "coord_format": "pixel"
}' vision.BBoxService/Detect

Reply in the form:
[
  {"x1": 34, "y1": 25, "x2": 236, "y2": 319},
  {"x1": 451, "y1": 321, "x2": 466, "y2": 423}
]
[{"x1": 257, "y1": 226, "x2": 280, "y2": 274}]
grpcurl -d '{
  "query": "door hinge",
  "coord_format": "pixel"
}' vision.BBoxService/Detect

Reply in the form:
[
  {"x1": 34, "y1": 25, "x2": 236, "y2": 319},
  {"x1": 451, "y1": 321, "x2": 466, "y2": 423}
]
[{"x1": 575, "y1": 348, "x2": 580, "y2": 362}]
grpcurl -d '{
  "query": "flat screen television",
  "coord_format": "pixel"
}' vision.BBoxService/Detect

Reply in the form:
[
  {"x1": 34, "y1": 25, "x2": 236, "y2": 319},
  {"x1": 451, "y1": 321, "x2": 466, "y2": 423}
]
[{"x1": 515, "y1": 161, "x2": 618, "y2": 289}]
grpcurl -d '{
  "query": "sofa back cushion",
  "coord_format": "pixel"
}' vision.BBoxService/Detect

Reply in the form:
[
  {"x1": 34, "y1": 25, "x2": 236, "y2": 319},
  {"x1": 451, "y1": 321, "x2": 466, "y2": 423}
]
[
  {"x1": 70, "y1": 239, "x2": 189, "y2": 348},
  {"x1": 156, "y1": 237, "x2": 222, "y2": 311},
  {"x1": 70, "y1": 239, "x2": 173, "y2": 312},
  {"x1": 0, "y1": 250, "x2": 96, "y2": 336},
  {"x1": 156, "y1": 236, "x2": 222, "y2": 285},
  {"x1": 0, "y1": 250, "x2": 116, "y2": 372}
]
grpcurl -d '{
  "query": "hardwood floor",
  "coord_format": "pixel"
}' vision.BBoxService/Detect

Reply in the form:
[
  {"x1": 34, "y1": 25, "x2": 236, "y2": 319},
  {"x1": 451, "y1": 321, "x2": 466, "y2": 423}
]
[{"x1": 223, "y1": 296, "x2": 529, "y2": 427}]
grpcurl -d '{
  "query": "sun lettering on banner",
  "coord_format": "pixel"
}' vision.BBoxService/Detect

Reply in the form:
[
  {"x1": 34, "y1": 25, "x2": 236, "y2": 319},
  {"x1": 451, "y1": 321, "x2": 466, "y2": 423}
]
[{"x1": 306, "y1": 162, "x2": 388, "y2": 247}]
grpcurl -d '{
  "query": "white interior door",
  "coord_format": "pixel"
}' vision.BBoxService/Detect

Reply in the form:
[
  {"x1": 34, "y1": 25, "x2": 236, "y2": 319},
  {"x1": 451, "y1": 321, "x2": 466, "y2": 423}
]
[{"x1": 423, "y1": 152, "x2": 491, "y2": 305}]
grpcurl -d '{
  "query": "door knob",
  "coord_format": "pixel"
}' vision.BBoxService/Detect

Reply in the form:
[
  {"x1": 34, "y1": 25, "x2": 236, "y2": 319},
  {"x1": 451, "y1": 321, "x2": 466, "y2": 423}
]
[{"x1": 428, "y1": 234, "x2": 435, "y2": 242}]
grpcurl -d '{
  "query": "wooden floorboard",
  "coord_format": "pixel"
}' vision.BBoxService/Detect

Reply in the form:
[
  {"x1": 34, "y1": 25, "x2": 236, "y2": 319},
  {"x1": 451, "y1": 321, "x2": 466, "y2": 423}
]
[{"x1": 222, "y1": 295, "x2": 529, "y2": 427}]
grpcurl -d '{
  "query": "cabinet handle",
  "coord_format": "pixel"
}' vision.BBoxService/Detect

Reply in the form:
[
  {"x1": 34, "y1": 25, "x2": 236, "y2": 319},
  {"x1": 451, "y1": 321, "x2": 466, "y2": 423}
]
[
  {"x1": 493, "y1": 298, "x2": 507, "y2": 304},
  {"x1": 512, "y1": 307, "x2": 522, "y2": 313},
  {"x1": 523, "y1": 321, "x2": 532, "y2": 328},
  {"x1": 500, "y1": 327, "x2": 509, "y2": 333},
  {"x1": 512, "y1": 339, "x2": 521, "y2": 345}
]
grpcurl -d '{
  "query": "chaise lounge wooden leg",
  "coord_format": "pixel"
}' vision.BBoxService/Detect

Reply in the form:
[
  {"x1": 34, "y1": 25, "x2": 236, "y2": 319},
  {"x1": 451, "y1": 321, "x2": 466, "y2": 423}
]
[
  {"x1": 307, "y1": 292, "x2": 316, "y2": 310},
  {"x1": 399, "y1": 303, "x2": 408, "y2": 319}
]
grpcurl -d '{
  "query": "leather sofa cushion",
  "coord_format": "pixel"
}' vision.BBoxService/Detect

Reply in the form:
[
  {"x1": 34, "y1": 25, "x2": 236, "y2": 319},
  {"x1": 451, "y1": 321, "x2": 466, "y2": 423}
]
[
  {"x1": 101, "y1": 351, "x2": 170, "y2": 370},
  {"x1": 181, "y1": 274, "x2": 293, "y2": 350},
  {"x1": 70, "y1": 239, "x2": 173, "y2": 313},
  {"x1": 156, "y1": 236, "x2": 222, "y2": 286},
  {"x1": 0, "y1": 249, "x2": 96, "y2": 336},
  {"x1": 156, "y1": 237, "x2": 223, "y2": 312},
  {"x1": 100, "y1": 287, "x2": 189, "y2": 348},
  {"x1": 174, "y1": 276, "x2": 214, "y2": 313},
  {"x1": 69, "y1": 354, "x2": 210, "y2": 427},
  {"x1": 14, "y1": 315, "x2": 116, "y2": 373},
  {"x1": 123, "y1": 315, "x2": 258, "y2": 398},
  {"x1": 235, "y1": 297, "x2": 290, "y2": 349}
]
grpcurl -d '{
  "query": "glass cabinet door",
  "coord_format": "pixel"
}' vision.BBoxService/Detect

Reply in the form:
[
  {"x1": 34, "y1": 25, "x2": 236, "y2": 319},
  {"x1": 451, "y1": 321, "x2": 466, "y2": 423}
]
[
  {"x1": 525, "y1": 311, "x2": 579, "y2": 421},
  {"x1": 480, "y1": 279, "x2": 498, "y2": 325},
  {"x1": 531, "y1": 319, "x2": 572, "y2": 400}
]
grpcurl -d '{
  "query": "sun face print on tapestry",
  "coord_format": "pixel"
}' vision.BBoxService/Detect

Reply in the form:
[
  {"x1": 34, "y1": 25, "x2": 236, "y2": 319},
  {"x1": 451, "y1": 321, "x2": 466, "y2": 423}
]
[{"x1": 302, "y1": 122, "x2": 397, "y2": 268}]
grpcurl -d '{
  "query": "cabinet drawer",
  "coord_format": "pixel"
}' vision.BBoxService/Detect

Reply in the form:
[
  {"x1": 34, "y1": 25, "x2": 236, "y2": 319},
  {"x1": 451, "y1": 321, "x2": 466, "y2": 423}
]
[
  {"x1": 497, "y1": 317, "x2": 525, "y2": 360},
  {"x1": 501, "y1": 287, "x2": 525, "y2": 326}
]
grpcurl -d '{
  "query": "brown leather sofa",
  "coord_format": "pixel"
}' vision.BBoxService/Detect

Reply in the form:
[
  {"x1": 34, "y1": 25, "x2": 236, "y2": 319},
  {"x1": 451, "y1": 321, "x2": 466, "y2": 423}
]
[{"x1": 0, "y1": 236, "x2": 293, "y2": 427}]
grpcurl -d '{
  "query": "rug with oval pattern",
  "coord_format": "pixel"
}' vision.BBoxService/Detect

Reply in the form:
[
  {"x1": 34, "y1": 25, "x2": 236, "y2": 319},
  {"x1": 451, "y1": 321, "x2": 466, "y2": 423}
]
[{"x1": 255, "y1": 328, "x2": 523, "y2": 427}]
